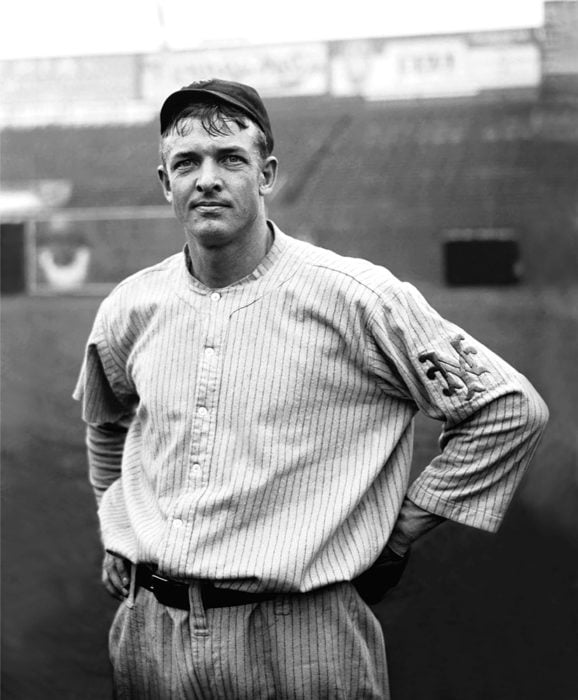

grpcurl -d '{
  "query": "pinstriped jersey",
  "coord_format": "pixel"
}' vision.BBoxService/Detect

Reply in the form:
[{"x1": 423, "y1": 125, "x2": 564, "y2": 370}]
[{"x1": 74, "y1": 224, "x2": 548, "y2": 592}]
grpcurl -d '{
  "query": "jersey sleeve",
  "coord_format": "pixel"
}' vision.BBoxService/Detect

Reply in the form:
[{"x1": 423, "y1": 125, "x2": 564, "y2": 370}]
[
  {"x1": 73, "y1": 300, "x2": 136, "y2": 426},
  {"x1": 73, "y1": 300, "x2": 137, "y2": 503},
  {"x1": 368, "y1": 280, "x2": 549, "y2": 532}
]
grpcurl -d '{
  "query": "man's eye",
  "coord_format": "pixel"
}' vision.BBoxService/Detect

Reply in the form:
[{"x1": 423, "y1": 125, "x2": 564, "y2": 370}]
[
  {"x1": 175, "y1": 159, "x2": 193, "y2": 169},
  {"x1": 224, "y1": 155, "x2": 243, "y2": 164}
]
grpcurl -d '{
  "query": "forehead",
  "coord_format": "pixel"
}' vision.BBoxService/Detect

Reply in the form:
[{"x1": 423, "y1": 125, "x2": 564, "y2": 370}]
[{"x1": 162, "y1": 116, "x2": 261, "y2": 158}]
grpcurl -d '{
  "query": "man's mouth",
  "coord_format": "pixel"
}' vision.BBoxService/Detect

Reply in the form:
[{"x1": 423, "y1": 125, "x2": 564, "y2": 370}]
[{"x1": 193, "y1": 201, "x2": 229, "y2": 209}]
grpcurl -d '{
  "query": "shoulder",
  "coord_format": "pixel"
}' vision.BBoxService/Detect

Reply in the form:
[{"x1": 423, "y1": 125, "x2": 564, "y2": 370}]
[
  {"x1": 110, "y1": 251, "x2": 182, "y2": 296},
  {"x1": 281, "y1": 233, "x2": 414, "y2": 308},
  {"x1": 100, "y1": 252, "x2": 182, "y2": 309},
  {"x1": 94, "y1": 252, "x2": 184, "y2": 336}
]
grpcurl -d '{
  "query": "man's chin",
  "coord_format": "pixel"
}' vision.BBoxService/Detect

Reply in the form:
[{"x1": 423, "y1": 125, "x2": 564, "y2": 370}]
[{"x1": 187, "y1": 224, "x2": 232, "y2": 248}]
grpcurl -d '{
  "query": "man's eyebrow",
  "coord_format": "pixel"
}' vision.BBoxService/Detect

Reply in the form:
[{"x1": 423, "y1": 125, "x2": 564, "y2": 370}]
[
  {"x1": 168, "y1": 149, "x2": 198, "y2": 164},
  {"x1": 216, "y1": 145, "x2": 250, "y2": 155},
  {"x1": 169, "y1": 145, "x2": 249, "y2": 163}
]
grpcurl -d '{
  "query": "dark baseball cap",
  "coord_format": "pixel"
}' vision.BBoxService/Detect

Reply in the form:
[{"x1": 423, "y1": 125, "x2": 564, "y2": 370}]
[{"x1": 160, "y1": 78, "x2": 274, "y2": 152}]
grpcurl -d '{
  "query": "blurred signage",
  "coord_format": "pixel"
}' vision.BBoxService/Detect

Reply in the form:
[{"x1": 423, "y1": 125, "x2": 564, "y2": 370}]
[
  {"x1": 143, "y1": 43, "x2": 329, "y2": 101},
  {"x1": 331, "y1": 37, "x2": 473, "y2": 98},
  {"x1": 470, "y1": 43, "x2": 541, "y2": 89},
  {"x1": 0, "y1": 55, "x2": 145, "y2": 127},
  {"x1": 330, "y1": 31, "x2": 540, "y2": 99},
  {"x1": 0, "y1": 101, "x2": 155, "y2": 129},
  {"x1": 467, "y1": 29, "x2": 536, "y2": 46},
  {"x1": 0, "y1": 26, "x2": 544, "y2": 128},
  {"x1": 384, "y1": 37, "x2": 472, "y2": 97},
  {"x1": 0, "y1": 55, "x2": 139, "y2": 104}
]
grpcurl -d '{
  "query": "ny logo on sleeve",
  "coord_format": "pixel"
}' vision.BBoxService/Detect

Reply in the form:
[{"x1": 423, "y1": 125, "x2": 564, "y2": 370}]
[{"x1": 418, "y1": 335, "x2": 490, "y2": 401}]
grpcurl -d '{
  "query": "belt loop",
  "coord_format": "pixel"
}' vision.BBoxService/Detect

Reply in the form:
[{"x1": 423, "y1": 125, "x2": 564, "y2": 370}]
[
  {"x1": 274, "y1": 594, "x2": 291, "y2": 616},
  {"x1": 125, "y1": 562, "x2": 137, "y2": 609},
  {"x1": 188, "y1": 582, "x2": 209, "y2": 635}
]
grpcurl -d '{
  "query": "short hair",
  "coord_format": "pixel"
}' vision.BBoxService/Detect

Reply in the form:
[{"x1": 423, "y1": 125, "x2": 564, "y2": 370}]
[{"x1": 160, "y1": 100, "x2": 270, "y2": 166}]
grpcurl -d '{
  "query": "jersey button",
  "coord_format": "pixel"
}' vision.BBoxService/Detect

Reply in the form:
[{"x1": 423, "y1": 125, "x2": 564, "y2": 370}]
[{"x1": 210, "y1": 292, "x2": 221, "y2": 301}]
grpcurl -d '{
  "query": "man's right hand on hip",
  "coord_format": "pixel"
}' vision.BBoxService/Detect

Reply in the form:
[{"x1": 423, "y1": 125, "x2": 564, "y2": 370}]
[{"x1": 102, "y1": 551, "x2": 131, "y2": 600}]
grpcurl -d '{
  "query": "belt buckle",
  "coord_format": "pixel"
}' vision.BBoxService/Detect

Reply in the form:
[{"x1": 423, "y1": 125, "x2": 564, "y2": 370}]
[{"x1": 149, "y1": 573, "x2": 178, "y2": 608}]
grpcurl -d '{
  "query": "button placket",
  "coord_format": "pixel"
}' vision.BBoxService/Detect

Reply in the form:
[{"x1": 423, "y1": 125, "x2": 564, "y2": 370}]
[{"x1": 186, "y1": 292, "x2": 225, "y2": 489}]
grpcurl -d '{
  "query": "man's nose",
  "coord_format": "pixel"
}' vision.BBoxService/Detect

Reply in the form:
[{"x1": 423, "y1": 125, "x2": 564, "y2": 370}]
[{"x1": 195, "y1": 161, "x2": 222, "y2": 192}]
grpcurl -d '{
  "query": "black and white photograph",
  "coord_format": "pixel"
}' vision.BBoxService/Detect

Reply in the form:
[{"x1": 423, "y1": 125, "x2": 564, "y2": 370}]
[{"x1": 1, "y1": 1, "x2": 577, "y2": 698}]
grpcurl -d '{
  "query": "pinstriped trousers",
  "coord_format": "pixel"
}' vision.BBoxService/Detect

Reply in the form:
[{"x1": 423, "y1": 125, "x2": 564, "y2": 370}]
[{"x1": 109, "y1": 581, "x2": 389, "y2": 699}]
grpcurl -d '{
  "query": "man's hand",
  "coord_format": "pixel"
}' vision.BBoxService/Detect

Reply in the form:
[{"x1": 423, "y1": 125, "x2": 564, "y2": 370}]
[
  {"x1": 387, "y1": 497, "x2": 446, "y2": 556},
  {"x1": 353, "y1": 499, "x2": 446, "y2": 605},
  {"x1": 102, "y1": 552, "x2": 131, "y2": 600},
  {"x1": 353, "y1": 545, "x2": 410, "y2": 605}
]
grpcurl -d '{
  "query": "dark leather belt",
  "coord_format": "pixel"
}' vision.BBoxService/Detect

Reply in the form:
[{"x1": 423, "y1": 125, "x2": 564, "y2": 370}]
[{"x1": 135, "y1": 564, "x2": 281, "y2": 610}]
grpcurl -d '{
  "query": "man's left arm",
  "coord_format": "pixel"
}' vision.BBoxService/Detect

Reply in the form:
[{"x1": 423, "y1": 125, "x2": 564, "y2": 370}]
[
  {"x1": 387, "y1": 370, "x2": 549, "y2": 555},
  {"x1": 405, "y1": 373, "x2": 548, "y2": 536},
  {"x1": 363, "y1": 283, "x2": 549, "y2": 588},
  {"x1": 371, "y1": 282, "x2": 549, "y2": 537},
  {"x1": 356, "y1": 374, "x2": 547, "y2": 604}
]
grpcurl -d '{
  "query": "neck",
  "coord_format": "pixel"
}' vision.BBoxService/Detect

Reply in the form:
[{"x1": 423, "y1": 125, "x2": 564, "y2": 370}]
[{"x1": 186, "y1": 221, "x2": 273, "y2": 289}]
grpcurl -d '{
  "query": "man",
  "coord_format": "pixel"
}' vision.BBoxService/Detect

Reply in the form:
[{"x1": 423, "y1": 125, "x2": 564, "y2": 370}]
[{"x1": 74, "y1": 79, "x2": 548, "y2": 699}]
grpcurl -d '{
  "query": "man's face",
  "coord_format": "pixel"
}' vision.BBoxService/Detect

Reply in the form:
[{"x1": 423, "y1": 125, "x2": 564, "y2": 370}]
[{"x1": 158, "y1": 117, "x2": 277, "y2": 249}]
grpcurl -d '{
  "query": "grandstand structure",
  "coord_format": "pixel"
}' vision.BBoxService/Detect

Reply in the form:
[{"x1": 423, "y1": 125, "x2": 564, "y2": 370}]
[{"x1": 1, "y1": 0, "x2": 577, "y2": 294}]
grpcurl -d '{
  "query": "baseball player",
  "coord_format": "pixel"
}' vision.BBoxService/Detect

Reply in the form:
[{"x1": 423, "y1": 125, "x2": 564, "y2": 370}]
[{"x1": 74, "y1": 79, "x2": 548, "y2": 699}]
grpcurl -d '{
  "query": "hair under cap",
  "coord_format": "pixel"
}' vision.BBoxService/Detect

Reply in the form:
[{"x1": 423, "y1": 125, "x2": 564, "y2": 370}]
[{"x1": 160, "y1": 78, "x2": 274, "y2": 152}]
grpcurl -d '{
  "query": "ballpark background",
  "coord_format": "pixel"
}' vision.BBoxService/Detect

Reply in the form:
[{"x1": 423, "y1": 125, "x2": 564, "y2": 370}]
[{"x1": 1, "y1": 1, "x2": 577, "y2": 698}]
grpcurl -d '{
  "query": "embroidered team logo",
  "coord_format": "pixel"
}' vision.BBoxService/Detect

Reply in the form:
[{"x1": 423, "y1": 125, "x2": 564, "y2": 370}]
[{"x1": 418, "y1": 335, "x2": 490, "y2": 400}]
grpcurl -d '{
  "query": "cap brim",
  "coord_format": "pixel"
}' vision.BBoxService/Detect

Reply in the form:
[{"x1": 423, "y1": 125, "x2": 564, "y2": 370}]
[{"x1": 160, "y1": 88, "x2": 256, "y2": 133}]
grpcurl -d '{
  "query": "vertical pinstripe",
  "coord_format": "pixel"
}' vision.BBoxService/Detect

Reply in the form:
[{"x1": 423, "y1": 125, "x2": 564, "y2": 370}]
[
  {"x1": 109, "y1": 583, "x2": 388, "y2": 699},
  {"x1": 74, "y1": 223, "x2": 548, "y2": 592}
]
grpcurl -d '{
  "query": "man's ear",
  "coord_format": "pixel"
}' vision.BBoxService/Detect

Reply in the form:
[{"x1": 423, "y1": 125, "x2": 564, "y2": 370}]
[
  {"x1": 259, "y1": 156, "x2": 278, "y2": 196},
  {"x1": 157, "y1": 165, "x2": 173, "y2": 203}
]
